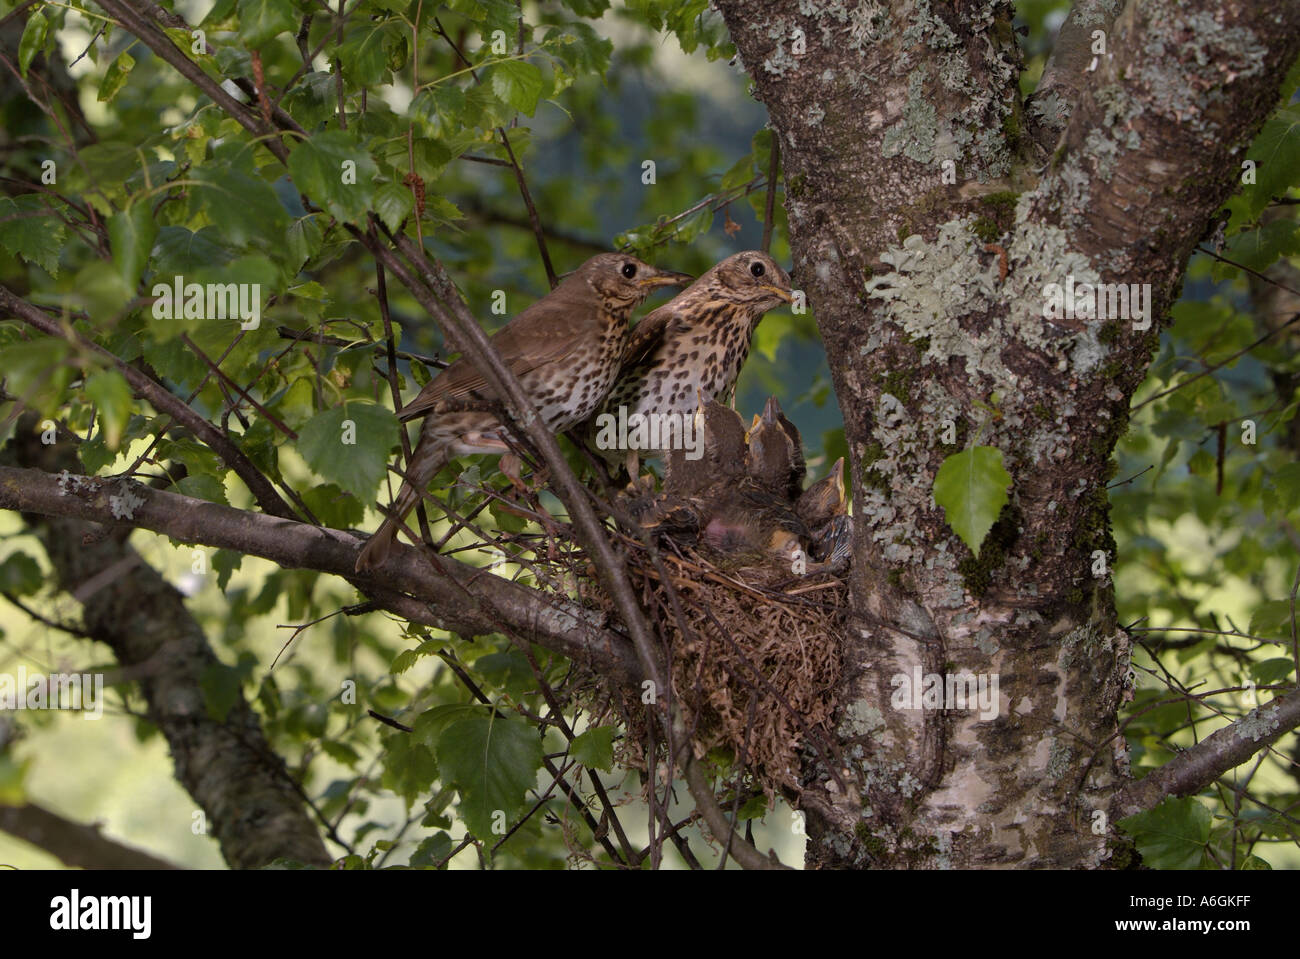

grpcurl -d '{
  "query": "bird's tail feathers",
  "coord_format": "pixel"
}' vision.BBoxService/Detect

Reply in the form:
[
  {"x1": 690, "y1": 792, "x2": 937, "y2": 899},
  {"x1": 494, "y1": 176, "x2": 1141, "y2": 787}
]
[{"x1": 354, "y1": 443, "x2": 451, "y2": 571}]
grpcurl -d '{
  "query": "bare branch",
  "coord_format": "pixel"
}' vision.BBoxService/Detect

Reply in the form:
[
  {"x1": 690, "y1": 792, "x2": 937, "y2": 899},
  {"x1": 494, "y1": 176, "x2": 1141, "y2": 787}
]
[
  {"x1": 0, "y1": 463, "x2": 642, "y2": 683},
  {"x1": 1113, "y1": 687, "x2": 1300, "y2": 819},
  {"x1": 0, "y1": 802, "x2": 181, "y2": 870}
]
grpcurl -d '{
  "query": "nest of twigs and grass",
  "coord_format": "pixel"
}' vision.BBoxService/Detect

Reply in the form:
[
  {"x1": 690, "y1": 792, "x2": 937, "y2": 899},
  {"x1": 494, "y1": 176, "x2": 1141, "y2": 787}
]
[{"x1": 573, "y1": 397, "x2": 852, "y2": 802}]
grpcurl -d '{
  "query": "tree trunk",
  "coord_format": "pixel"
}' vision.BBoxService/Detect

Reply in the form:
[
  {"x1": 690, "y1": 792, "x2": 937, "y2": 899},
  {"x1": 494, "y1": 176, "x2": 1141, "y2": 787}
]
[{"x1": 712, "y1": 0, "x2": 1300, "y2": 867}]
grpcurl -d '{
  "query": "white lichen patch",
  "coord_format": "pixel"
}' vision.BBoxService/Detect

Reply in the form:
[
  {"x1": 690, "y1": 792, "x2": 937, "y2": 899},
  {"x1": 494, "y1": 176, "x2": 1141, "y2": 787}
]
[
  {"x1": 866, "y1": 199, "x2": 1113, "y2": 387},
  {"x1": 1044, "y1": 738, "x2": 1073, "y2": 781},
  {"x1": 56, "y1": 469, "x2": 95, "y2": 496},
  {"x1": 838, "y1": 698, "x2": 887, "y2": 740},
  {"x1": 1138, "y1": 11, "x2": 1267, "y2": 124},
  {"x1": 109, "y1": 481, "x2": 147, "y2": 520},
  {"x1": 865, "y1": 223, "x2": 999, "y2": 377},
  {"x1": 881, "y1": 69, "x2": 940, "y2": 164},
  {"x1": 879, "y1": 5, "x2": 1016, "y2": 182},
  {"x1": 798, "y1": 0, "x2": 892, "y2": 50},
  {"x1": 1030, "y1": 90, "x2": 1069, "y2": 133},
  {"x1": 1234, "y1": 707, "x2": 1280, "y2": 743},
  {"x1": 1057, "y1": 622, "x2": 1111, "y2": 669}
]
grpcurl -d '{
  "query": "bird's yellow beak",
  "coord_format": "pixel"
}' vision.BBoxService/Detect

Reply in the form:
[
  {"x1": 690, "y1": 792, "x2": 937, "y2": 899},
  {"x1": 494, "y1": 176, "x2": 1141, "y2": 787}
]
[
  {"x1": 763, "y1": 284, "x2": 794, "y2": 303},
  {"x1": 640, "y1": 270, "x2": 694, "y2": 289}
]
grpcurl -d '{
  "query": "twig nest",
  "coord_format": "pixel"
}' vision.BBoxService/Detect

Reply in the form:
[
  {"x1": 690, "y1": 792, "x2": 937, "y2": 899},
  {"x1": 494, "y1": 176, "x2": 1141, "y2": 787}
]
[{"x1": 595, "y1": 397, "x2": 851, "y2": 800}]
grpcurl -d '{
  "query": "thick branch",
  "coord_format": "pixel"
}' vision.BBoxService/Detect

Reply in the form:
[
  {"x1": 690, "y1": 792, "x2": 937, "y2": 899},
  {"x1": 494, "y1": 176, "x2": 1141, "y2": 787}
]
[
  {"x1": 1028, "y1": 0, "x2": 1123, "y2": 153},
  {"x1": 1112, "y1": 688, "x2": 1300, "y2": 819},
  {"x1": 4, "y1": 427, "x2": 330, "y2": 869},
  {"x1": 0, "y1": 802, "x2": 181, "y2": 869},
  {"x1": 1039, "y1": 0, "x2": 1300, "y2": 285},
  {"x1": 0, "y1": 463, "x2": 641, "y2": 683},
  {"x1": 0, "y1": 284, "x2": 299, "y2": 520}
]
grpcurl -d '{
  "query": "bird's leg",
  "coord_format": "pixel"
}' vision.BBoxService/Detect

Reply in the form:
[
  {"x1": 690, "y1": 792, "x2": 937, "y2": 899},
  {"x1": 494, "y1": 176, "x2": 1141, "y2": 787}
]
[
  {"x1": 499, "y1": 451, "x2": 527, "y2": 495},
  {"x1": 493, "y1": 449, "x2": 563, "y2": 556}
]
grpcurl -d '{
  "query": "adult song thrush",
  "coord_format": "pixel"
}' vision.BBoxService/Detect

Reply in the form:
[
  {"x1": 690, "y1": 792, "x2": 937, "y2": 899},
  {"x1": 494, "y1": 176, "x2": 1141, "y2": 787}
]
[
  {"x1": 600, "y1": 250, "x2": 793, "y2": 457},
  {"x1": 355, "y1": 253, "x2": 692, "y2": 572}
]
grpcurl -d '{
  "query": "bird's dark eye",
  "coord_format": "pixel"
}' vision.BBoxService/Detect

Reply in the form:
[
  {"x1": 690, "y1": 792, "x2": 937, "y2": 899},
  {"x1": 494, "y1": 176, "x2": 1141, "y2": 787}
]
[
  {"x1": 750, "y1": 261, "x2": 766, "y2": 277},
  {"x1": 622, "y1": 263, "x2": 637, "y2": 279}
]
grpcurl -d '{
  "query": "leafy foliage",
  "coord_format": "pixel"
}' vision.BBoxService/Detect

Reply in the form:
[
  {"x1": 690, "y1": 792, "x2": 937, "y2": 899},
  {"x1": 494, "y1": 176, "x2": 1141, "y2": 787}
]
[{"x1": 0, "y1": 0, "x2": 1297, "y2": 872}]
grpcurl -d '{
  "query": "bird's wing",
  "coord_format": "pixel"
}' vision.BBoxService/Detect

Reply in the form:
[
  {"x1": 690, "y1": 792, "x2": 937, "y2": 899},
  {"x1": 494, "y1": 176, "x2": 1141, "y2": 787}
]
[
  {"x1": 621, "y1": 302, "x2": 691, "y2": 372},
  {"x1": 398, "y1": 288, "x2": 596, "y2": 422}
]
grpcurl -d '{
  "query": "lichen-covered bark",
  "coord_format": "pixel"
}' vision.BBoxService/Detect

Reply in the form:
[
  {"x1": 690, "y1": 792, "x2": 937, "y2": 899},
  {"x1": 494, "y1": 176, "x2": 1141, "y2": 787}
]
[
  {"x1": 713, "y1": 0, "x2": 1300, "y2": 867},
  {"x1": 4, "y1": 421, "x2": 330, "y2": 869}
]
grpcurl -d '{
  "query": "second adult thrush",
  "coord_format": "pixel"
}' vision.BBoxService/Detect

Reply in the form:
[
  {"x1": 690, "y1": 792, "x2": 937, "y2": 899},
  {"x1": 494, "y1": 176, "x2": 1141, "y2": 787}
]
[
  {"x1": 601, "y1": 250, "x2": 793, "y2": 456},
  {"x1": 355, "y1": 253, "x2": 691, "y2": 572}
]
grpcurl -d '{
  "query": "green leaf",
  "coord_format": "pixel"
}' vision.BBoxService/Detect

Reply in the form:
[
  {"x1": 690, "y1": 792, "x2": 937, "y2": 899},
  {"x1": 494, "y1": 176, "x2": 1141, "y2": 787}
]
[
  {"x1": 84, "y1": 369, "x2": 133, "y2": 451},
  {"x1": 204, "y1": 0, "x2": 238, "y2": 26},
  {"x1": 674, "y1": 207, "x2": 713, "y2": 243},
  {"x1": 474, "y1": 650, "x2": 534, "y2": 699},
  {"x1": 1269, "y1": 462, "x2": 1300, "y2": 505},
  {"x1": 153, "y1": 226, "x2": 238, "y2": 276},
  {"x1": 391, "y1": 648, "x2": 421, "y2": 675},
  {"x1": 488, "y1": 498, "x2": 529, "y2": 534},
  {"x1": 288, "y1": 131, "x2": 379, "y2": 225},
  {"x1": 436, "y1": 714, "x2": 543, "y2": 840},
  {"x1": 570, "y1": 725, "x2": 616, "y2": 772},
  {"x1": 413, "y1": 703, "x2": 484, "y2": 746},
  {"x1": 721, "y1": 152, "x2": 755, "y2": 192},
  {"x1": 199, "y1": 655, "x2": 255, "y2": 722},
  {"x1": 0, "y1": 552, "x2": 43, "y2": 596},
  {"x1": 213, "y1": 549, "x2": 243, "y2": 591},
  {"x1": 73, "y1": 260, "x2": 135, "y2": 326},
  {"x1": 190, "y1": 166, "x2": 290, "y2": 249},
  {"x1": 491, "y1": 60, "x2": 544, "y2": 115},
  {"x1": 932, "y1": 445, "x2": 1012, "y2": 555},
  {"x1": 237, "y1": 0, "x2": 297, "y2": 48},
  {"x1": 380, "y1": 732, "x2": 438, "y2": 806},
  {"x1": 286, "y1": 215, "x2": 324, "y2": 271},
  {"x1": 175, "y1": 473, "x2": 231, "y2": 506},
  {"x1": 0, "y1": 338, "x2": 71, "y2": 414},
  {"x1": 339, "y1": 22, "x2": 396, "y2": 87},
  {"x1": 410, "y1": 832, "x2": 453, "y2": 868},
  {"x1": 1117, "y1": 797, "x2": 1212, "y2": 870},
  {"x1": 1216, "y1": 219, "x2": 1300, "y2": 275},
  {"x1": 79, "y1": 433, "x2": 113, "y2": 475},
  {"x1": 108, "y1": 201, "x2": 159, "y2": 289},
  {"x1": 296, "y1": 401, "x2": 399, "y2": 498},
  {"x1": 544, "y1": 22, "x2": 612, "y2": 76},
  {"x1": 97, "y1": 51, "x2": 136, "y2": 104},
  {"x1": 1249, "y1": 657, "x2": 1295, "y2": 686},
  {"x1": 560, "y1": 0, "x2": 610, "y2": 15},
  {"x1": 321, "y1": 740, "x2": 361, "y2": 767},
  {"x1": 18, "y1": 9, "x2": 49, "y2": 77},
  {"x1": 409, "y1": 138, "x2": 453, "y2": 182},
  {"x1": 1249, "y1": 600, "x2": 1296, "y2": 643},
  {"x1": 373, "y1": 182, "x2": 414, "y2": 232},
  {"x1": 1243, "y1": 105, "x2": 1300, "y2": 217},
  {"x1": 300, "y1": 482, "x2": 364, "y2": 528},
  {"x1": 0, "y1": 195, "x2": 67, "y2": 276}
]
